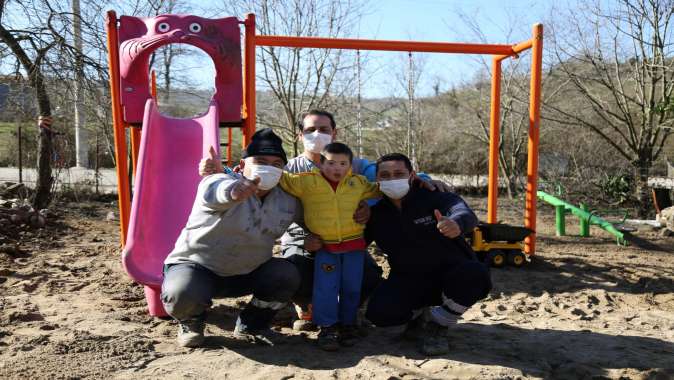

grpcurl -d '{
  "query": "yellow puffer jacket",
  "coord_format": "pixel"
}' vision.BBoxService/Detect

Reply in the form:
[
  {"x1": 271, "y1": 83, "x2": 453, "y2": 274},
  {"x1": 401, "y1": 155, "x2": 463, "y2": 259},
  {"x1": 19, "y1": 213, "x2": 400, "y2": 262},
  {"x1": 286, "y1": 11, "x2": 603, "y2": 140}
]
[{"x1": 280, "y1": 168, "x2": 381, "y2": 243}]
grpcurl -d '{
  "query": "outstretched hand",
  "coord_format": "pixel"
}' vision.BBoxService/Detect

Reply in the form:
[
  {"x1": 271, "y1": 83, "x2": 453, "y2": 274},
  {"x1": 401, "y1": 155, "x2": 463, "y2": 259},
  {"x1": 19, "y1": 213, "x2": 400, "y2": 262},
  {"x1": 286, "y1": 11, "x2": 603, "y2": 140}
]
[
  {"x1": 434, "y1": 209, "x2": 461, "y2": 238},
  {"x1": 230, "y1": 176, "x2": 261, "y2": 201},
  {"x1": 199, "y1": 146, "x2": 224, "y2": 177}
]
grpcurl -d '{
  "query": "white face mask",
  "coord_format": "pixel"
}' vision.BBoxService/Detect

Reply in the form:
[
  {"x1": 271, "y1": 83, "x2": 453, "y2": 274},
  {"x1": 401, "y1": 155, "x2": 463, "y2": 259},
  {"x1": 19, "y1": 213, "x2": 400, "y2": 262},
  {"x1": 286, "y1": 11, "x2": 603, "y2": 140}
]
[
  {"x1": 302, "y1": 131, "x2": 333, "y2": 153},
  {"x1": 379, "y1": 178, "x2": 411, "y2": 200},
  {"x1": 247, "y1": 164, "x2": 283, "y2": 190}
]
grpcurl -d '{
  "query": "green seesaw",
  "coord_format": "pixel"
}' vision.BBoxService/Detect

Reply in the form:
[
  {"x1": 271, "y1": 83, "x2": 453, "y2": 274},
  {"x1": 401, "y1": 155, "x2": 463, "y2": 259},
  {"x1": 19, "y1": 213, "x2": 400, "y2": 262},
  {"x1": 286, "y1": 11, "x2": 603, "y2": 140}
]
[{"x1": 537, "y1": 190, "x2": 628, "y2": 246}]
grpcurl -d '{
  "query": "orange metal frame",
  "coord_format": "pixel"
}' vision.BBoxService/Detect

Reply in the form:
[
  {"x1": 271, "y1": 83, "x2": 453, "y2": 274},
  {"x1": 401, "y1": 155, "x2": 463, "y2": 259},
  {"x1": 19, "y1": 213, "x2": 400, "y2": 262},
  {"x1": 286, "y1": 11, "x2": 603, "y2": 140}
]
[
  {"x1": 107, "y1": 10, "x2": 543, "y2": 254},
  {"x1": 243, "y1": 16, "x2": 543, "y2": 255}
]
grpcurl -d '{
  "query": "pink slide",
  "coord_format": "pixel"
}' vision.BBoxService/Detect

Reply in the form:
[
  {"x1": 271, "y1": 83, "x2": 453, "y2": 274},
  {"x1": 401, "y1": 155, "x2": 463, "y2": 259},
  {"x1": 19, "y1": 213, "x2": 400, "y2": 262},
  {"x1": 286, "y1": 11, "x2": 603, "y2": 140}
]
[{"x1": 122, "y1": 99, "x2": 220, "y2": 316}]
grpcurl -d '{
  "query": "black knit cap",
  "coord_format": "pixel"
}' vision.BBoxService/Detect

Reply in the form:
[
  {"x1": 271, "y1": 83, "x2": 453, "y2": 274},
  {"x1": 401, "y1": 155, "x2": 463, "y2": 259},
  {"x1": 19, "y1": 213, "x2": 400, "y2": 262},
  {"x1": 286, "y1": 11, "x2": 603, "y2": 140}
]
[{"x1": 242, "y1": 128, "x2": 288, "y2": 164}]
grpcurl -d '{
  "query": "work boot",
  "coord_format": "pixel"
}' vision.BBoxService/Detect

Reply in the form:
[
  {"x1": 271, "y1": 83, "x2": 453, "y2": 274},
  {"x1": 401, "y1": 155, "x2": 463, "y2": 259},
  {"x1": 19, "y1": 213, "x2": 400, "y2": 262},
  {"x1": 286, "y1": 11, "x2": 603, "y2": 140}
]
[
  {"x1": 292, "y1": 304, "x2": 317, "y2": 331},
  {"x1": 419, "y1": 321, "x2": 449, "y2": 356},
  {"x1": 317, "y1": 325, "x2": 340, "y2": 351},
  {"x1": 176, "y1": 317, "x2": 205, "y2": 348},
  {"x1": 233, "y1": 319, "x2": 287, "y2": 346},
  {"x1": 337, "y1": 324, "x2": 360, "y2": 347},
  {"x1": 293, "y1": 319, "x2": 317, "y2": 331}
]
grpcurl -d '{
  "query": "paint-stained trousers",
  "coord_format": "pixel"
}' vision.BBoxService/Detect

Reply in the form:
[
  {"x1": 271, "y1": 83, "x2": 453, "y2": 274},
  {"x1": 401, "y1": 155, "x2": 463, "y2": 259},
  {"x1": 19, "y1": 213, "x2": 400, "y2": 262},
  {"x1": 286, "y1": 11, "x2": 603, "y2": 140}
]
[{"x1": 161, "y1": 258, "x2": 300, "y2": 330}]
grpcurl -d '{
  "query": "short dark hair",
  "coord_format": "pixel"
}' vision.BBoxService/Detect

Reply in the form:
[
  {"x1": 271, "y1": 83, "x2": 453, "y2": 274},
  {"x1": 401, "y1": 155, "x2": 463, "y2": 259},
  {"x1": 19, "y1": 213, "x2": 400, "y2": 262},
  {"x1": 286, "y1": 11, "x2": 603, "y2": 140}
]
[
  {"x1": 320, "y1": 142, "x2": 353, "y2": 163},
  {"x1": 297, "y1": 109, "x2": 336, "y2": 133},
  {"x1": 376, "y1": 153, "x2": 413, "y2": 174}
]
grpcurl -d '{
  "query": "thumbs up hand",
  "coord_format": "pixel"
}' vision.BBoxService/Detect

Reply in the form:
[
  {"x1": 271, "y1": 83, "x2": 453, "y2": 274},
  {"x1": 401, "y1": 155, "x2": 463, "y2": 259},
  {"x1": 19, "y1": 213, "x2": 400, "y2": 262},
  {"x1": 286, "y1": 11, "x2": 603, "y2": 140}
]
[
  {"x1": 230, "y1": 176, "x2": 261, "y2": 201},
  {"x1": 199, "y1": 146, "x2": 224, "y2": 176},
  {"x1": 434, "y1": 209, "x2": 461, "y2": 238}
]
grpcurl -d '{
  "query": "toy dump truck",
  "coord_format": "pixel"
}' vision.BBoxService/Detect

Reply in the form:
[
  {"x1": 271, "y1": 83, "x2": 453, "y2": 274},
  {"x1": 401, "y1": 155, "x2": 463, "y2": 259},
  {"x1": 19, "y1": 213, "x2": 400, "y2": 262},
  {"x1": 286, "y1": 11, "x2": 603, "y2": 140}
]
[{"x1": 469, "y1": 223, "x2": 532, "y2": 268}]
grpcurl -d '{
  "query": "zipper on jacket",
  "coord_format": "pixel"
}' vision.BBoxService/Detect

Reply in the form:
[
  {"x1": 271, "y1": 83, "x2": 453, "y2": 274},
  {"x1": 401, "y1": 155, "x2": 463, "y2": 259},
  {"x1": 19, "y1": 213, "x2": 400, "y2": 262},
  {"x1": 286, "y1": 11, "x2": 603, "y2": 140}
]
[{"x1": 335, "y1": 179, "x2": 343, "y2": 242}]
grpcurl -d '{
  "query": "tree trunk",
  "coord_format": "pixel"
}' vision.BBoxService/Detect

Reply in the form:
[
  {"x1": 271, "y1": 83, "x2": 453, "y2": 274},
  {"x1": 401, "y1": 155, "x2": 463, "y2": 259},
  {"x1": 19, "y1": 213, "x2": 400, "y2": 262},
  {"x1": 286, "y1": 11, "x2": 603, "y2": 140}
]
[
  {"x1": 32, "y1": 76, "x2": 54, "y2": 210},
  {"x1": 634, "y1": 160, "x2": 652, "y2": 219},
  {"x1": 0, "y1": 20, "x2": 53, "y2": 209},
  {"x1": 34, "y1": 126, "x2": 54, "y2": 209},
  {"x1": 72, "y1": 0, "x2": 88, "y2": 168}
]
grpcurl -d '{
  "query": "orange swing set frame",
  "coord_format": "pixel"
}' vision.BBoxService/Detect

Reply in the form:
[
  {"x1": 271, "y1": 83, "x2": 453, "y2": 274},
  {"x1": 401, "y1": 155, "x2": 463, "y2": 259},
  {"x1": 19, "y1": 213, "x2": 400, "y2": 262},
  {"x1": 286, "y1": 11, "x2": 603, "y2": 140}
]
[{"x1": 107, "y1": 12, "x2": 543, "y2": 255}]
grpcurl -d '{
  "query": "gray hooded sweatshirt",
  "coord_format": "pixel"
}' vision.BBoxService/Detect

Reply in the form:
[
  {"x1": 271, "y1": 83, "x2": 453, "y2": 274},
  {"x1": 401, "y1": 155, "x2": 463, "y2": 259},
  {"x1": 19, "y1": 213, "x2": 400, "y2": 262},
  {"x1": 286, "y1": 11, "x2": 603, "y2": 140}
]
[{"x1": 164, "y1": 173, "x2": 302, "y2": 277}]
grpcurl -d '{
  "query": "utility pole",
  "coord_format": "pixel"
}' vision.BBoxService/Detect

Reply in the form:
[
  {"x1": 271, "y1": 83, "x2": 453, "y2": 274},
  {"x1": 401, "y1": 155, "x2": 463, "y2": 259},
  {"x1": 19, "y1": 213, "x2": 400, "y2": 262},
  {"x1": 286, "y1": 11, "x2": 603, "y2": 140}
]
[{"x1": 72, "y1": 0, "x2": 88, "y2": 167}]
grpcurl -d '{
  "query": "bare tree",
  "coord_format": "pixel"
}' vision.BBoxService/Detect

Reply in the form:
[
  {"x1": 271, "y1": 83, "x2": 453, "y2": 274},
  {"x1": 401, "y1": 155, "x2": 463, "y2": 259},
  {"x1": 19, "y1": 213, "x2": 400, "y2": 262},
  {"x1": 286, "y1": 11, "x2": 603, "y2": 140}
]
[
  {"x1": 0, "y1": 0, "x2": 114, "y2": 207},
  {"x1": 0, "y1": 0, "x2": 59, "y2": 208},
  {"x1": 218, "y1": 0, "x2": 365, "y2": 155},
  {"x1": 544, "y1": 0, "x2": 674, "y2": 216},
  {"x1": 445, "y1": 9, "x2": 535, "y2": 198},
  {"x1": 454, "y1": 63, "x2": 530, "y2": 199}
]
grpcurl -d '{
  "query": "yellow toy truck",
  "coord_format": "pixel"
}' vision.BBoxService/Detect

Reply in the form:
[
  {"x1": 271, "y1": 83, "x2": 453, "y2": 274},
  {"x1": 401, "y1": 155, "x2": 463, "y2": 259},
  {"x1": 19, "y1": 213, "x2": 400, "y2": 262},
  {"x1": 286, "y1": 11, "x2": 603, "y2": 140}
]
[{"x1": 469, "y1": 223, "x2": 532, "y2": 268}]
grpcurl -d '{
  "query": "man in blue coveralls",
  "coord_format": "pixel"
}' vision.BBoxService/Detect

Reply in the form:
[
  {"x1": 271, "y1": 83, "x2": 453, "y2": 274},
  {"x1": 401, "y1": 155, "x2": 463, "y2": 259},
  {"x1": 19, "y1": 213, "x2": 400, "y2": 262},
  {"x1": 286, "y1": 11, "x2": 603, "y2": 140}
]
[{"x1": 364, "y1": 153, "x2": 492, "y2": 356}]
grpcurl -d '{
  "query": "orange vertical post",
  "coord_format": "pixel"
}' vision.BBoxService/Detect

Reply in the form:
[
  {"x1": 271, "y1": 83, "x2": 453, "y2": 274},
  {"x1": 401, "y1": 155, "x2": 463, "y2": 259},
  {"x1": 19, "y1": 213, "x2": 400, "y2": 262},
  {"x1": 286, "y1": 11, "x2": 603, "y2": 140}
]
[
  {"x1": 105, "y1": 10, "x2": 131, "y2": 246},
  {"x1": 130, "y1": 127, "x2": 141, "y2": 177},
  {"x1": 487, "y1": 57, "x2": 502, "y2": 224},
  {"x1": 150, "y1": 69, "x2": 157, "y2": 97},
  {"x1": 243, "y1": 13, "x2": 256, "y2": 147},
  {"x1": 524, "y1": 24, "x2": 543, "y2": 255}
]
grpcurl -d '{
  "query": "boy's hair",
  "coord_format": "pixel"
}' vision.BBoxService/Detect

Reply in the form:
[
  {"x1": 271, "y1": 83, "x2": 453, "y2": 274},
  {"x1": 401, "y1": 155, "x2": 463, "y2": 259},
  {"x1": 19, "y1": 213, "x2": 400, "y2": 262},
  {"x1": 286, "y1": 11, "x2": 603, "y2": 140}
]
[
  {"x1": 375, "y1": 153, "x2": 413, "y2": 174},
  {"x1": 320, "y1": 142, "x2": 353, "y2": 164},
  {"x1": 297, "y1": 109, "x2": 336, "y2": 133}
]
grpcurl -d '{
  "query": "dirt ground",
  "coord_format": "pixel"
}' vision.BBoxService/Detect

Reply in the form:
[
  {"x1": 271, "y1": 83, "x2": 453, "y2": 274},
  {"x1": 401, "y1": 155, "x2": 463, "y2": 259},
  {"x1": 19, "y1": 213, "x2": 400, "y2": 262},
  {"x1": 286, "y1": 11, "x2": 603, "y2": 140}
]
[{"x1": 1, "y1": 195, "x2": 673, "y2": 379}]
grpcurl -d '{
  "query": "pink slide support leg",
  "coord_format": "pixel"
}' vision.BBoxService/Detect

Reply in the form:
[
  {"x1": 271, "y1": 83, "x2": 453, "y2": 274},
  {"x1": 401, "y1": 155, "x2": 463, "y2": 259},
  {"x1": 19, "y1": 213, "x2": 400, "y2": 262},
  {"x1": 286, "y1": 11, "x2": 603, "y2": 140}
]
[{"x1": 144, "y1": 286, "x2": 166, "y2": 317}]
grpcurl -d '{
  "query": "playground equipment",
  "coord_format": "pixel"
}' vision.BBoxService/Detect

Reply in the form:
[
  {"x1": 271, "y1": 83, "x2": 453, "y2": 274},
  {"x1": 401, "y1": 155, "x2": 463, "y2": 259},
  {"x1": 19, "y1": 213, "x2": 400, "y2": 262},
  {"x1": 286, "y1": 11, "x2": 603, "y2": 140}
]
[
  {"x1": 107, "y1": 11, "x2": 543, "y2": 316},
  {"x1": 106, "y1": 14, "x2": 242, "y2": 316},
  {"x1": 537, "y1": 190, "x2": 628, "y2": 246},
  {"x1": 471, "y1": 223, "x2": 532, "y2": 268}
]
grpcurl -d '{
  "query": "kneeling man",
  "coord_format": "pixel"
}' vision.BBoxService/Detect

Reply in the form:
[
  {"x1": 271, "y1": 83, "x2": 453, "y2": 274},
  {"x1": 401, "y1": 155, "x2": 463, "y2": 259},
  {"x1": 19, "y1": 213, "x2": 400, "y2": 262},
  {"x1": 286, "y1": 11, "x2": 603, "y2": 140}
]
[
  {"x1": 365, "y1": 153, "x2": 492, "y2": 356},
  {"x1": 162, "y1": 129, "x2": 302, "y2": 347}
]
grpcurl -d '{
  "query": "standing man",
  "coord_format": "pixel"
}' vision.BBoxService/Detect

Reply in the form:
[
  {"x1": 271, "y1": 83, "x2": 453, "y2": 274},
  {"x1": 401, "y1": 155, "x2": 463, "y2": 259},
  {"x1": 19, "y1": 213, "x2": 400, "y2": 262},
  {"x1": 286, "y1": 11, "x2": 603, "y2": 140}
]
[
  {"x1": 364, "y1": 153, "x2": 492, "y2": 356},
  {"x1": 162, "y1": 128, "x2": 302, "y2": 348}
]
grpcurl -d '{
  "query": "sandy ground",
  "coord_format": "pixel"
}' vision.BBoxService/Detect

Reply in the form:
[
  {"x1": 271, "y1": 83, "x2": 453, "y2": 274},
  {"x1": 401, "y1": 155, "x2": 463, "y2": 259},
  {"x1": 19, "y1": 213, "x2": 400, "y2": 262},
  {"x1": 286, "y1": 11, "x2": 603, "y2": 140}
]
[{"x1": 1, "y1": 196, "x2": 673, "y2": 379}]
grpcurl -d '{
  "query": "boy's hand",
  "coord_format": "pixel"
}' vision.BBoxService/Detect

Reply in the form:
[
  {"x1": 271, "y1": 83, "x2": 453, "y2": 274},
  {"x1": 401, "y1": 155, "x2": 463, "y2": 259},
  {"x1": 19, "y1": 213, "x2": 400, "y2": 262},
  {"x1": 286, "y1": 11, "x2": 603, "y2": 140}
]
[
  {"x1": 353, "y1": 200, "x2": 371, "y2": 224},
  {"x1": 434, "y1": 209, "x2": 461, "y2": 238},
  {"x1": 230, "y1": 177, "x2": 261, "y2": 201},
  {"x1": 411, "y1": 175, "x2": 452, "y2": 193},
  {"x1": 304, "y1": 234, "x2": 323, "y2": 252},
  {"x1": 199, "y1": 146, "x2": 223, "y2": 177}
]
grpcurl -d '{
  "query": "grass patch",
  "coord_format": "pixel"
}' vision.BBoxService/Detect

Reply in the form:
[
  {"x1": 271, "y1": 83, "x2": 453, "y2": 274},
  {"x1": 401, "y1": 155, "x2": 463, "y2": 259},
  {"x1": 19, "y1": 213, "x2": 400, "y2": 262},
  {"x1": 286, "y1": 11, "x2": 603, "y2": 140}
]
[
  {"x1": 0, "y1": 121, "x2": 15, "y2": 133},
  {"x1": 0, "y1": 122, "x2": 16, "y2": 158}
]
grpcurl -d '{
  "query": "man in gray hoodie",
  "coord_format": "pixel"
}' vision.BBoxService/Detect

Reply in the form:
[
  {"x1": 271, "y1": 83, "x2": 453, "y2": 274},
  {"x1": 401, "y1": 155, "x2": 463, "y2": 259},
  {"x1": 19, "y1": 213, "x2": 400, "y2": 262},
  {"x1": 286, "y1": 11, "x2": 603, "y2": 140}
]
[{"x1": 161, "y1": 128, "x2": 302, "y2": 348}]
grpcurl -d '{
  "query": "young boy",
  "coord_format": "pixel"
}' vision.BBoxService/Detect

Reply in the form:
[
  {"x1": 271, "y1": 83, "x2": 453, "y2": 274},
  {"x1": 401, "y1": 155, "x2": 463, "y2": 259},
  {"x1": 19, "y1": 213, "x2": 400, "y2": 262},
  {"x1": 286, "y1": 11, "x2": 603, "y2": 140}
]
[{"x1": 278, "y1": 142, "x2": 380, "y2": 351}]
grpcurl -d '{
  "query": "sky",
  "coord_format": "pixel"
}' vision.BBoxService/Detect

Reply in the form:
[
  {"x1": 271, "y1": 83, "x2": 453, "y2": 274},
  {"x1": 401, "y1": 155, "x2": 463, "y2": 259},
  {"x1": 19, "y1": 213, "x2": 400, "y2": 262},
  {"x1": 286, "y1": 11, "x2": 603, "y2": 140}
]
[
  {"x1": 353, "y1": 0, "x2": 552, "y2": 97},
  {"x1": 183, "y1": 0, "x2": 557, "y2": 98},
  {"x1": 0, "y1": 0, "x2": 557, "y2": 98}
]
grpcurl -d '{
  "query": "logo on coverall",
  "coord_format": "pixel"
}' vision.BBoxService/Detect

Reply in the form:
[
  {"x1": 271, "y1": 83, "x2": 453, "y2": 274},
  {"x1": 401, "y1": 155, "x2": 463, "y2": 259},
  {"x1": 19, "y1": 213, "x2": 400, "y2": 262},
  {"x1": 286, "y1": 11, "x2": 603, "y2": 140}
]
[{"x1": 413, "y1": 215, "x2": 434, "y2": 226}]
